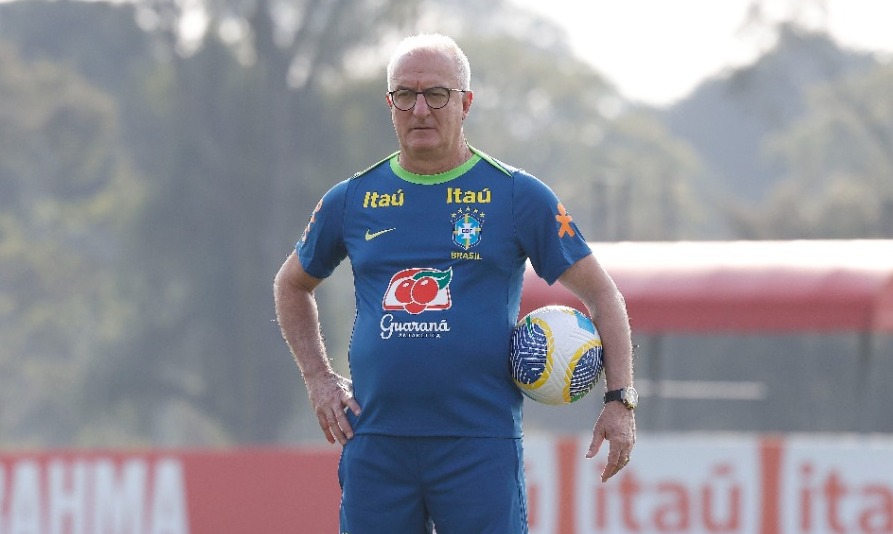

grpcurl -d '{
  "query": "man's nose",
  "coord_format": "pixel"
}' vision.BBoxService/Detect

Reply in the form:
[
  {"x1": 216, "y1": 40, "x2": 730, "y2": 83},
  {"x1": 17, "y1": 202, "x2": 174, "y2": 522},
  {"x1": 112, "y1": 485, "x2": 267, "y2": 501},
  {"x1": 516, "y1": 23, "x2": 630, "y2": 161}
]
[{"x1": 412, "y1": 93, "x2": 431, "y2": 116}]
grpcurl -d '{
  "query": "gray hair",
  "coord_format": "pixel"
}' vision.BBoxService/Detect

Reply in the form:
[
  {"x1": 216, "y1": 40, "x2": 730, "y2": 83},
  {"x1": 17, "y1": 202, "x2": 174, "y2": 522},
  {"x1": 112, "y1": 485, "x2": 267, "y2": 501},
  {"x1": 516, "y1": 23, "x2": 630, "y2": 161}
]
[{"x1": 386, "y1": 33, "x2": 471, "y2": 91}]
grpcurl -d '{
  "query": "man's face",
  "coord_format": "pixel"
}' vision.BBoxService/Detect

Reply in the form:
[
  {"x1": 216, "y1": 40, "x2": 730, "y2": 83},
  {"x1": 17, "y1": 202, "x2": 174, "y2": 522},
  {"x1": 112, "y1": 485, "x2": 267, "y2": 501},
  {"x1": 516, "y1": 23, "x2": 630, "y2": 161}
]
[{"x1": 389, "y1": 49, "x2": 471, "y2": 161}]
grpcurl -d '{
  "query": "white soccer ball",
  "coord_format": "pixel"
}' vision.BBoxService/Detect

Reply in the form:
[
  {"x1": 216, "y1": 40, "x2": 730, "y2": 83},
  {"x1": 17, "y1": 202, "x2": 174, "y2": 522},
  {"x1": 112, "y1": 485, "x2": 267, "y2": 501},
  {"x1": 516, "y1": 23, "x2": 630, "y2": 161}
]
[{"x1": 510, "y1": 305, "x2": 604, "y2": 405}]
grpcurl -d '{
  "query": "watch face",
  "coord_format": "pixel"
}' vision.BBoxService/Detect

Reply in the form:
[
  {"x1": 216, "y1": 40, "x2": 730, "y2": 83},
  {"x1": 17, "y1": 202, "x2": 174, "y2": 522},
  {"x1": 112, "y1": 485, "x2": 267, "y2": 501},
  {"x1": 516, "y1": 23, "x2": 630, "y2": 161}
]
[{"x1": 623, "y1": 387, "x2": 639, "y2": 408}]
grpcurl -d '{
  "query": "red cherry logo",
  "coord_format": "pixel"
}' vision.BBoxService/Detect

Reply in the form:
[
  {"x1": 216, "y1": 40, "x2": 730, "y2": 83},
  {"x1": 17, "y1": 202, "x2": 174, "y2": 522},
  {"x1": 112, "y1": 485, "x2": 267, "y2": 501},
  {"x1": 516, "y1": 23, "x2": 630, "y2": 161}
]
[
  {"x1": 410, "y1": 276, "x2": 438, "y2": 305},
  {"x1": 404, "y1": 301, "x2": 426, "y2": 314},
  {"x1": 394, "y1": 279, "x2": 414, "y2": 304},
  {"x1": 383, "y1": 267, "x2": 452, "y2": 314}
]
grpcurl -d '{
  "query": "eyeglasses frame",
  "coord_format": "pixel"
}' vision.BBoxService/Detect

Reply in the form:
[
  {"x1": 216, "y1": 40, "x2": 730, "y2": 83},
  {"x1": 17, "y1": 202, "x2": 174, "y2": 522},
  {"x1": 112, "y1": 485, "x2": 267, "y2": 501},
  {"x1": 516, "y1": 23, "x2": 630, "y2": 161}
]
[{"x1": 387, "y1": 87, "x2": 468, "y2": 111}]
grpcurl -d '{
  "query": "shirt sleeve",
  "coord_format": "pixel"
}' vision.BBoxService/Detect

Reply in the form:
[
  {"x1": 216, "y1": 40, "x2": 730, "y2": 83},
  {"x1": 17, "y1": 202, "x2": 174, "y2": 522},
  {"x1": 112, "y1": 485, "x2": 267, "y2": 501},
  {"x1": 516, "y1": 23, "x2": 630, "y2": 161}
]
[
  {"x1": 512, "y1": 170, "x2": 592, "y2": 285},
  {"x1": 296, "y1": 179, "x2": 349, "y2": 280}
]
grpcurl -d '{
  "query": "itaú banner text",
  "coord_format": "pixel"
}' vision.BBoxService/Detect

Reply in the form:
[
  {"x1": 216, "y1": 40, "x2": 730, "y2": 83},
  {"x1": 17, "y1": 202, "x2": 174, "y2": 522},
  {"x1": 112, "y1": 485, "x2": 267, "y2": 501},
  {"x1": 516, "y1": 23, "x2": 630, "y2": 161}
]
[
  {"x1": 0, "y1": 436, "x2": 891, "y2": 534},
  {"x1": 526, "y1": 434, "x2": 893, "y2": 534}
]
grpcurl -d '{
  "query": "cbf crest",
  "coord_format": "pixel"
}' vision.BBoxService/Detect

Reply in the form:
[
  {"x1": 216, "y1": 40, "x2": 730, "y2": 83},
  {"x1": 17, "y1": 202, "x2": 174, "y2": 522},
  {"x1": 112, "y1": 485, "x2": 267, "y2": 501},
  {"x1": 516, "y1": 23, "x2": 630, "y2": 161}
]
[{"x1": 451, "y1": 208, "x2": 484, "y2": 250}]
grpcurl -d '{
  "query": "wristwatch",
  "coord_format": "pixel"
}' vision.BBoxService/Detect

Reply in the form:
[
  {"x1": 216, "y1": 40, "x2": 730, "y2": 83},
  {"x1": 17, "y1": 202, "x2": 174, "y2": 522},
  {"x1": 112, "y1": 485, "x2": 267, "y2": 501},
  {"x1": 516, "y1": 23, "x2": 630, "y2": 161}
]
[{"x1": 604, "y1": 387, "x2": 638, "y2": 410}]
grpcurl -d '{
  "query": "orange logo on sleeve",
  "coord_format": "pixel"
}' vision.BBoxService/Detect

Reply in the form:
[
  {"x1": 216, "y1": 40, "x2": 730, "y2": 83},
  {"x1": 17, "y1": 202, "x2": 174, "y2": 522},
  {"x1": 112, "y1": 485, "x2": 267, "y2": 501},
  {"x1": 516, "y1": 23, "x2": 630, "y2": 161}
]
[
  {"x1": 300, "y1": 198, "x2": 323, "y2": 243},
  {"x1": 555, "y1": 203, "x2": 575, "y2": 238}
]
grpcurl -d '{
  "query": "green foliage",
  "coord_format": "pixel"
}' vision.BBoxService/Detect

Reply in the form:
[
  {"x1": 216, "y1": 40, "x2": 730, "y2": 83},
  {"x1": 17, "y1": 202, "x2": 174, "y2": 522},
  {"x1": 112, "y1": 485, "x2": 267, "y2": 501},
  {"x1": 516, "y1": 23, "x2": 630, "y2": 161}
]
[
  {"x1": 734, "y1": 63, "x2": 893, "y2": 238},
  {"x1": 0, "y1": 42, "x2": 144, "y2": 446},
  {"x1": 594, "y1": 111, "x2": 706, "y2": 240},
  {"x1": 72, "y1": 0, "x2": 428, "y2": 445}
]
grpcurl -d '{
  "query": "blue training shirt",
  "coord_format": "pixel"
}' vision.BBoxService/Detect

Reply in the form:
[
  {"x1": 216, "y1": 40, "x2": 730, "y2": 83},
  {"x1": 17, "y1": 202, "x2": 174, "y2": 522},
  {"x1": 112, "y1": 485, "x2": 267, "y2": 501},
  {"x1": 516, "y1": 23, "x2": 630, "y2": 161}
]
[{"x1": 297, "y1": 147, "x2": 592, "y2": 438}]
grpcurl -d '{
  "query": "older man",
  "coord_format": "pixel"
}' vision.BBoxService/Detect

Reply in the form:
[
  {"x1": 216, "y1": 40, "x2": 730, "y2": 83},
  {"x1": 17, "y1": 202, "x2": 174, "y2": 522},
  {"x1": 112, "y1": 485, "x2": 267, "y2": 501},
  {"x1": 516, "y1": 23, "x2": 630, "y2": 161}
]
[{"x1": 274, "y1": 33, "x2": 636, "y2": 534}]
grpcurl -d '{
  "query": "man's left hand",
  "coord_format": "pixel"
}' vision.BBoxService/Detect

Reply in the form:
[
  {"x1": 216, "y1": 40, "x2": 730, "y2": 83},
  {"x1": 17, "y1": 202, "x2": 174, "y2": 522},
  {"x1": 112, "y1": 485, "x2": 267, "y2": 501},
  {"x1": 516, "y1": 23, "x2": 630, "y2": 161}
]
[{"x1": 586, "y1": 401, "x2": 636, "y2": 482}]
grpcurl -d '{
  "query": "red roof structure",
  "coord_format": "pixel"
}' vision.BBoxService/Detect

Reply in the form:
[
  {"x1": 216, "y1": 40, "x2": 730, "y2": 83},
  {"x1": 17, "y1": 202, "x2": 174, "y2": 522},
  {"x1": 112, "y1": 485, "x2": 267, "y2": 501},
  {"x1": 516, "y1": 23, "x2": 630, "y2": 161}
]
[{"x1": 521, "y1": 240, "x2": 893, "y2": 333}]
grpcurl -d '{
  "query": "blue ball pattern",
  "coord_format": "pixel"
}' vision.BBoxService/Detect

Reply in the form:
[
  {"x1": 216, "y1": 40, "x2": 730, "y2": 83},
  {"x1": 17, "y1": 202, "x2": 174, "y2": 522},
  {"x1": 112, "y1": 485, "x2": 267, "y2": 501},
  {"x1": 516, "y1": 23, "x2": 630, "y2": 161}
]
[
  {"x1": 569, "y1": 346, "x2": 602, "y2": 401},
  {"x1": 510, "y1": 320, "x2": 550, "y2": 386},
  {"x1": 510, "y1": 306, "x2": 604, "y2": 404}
]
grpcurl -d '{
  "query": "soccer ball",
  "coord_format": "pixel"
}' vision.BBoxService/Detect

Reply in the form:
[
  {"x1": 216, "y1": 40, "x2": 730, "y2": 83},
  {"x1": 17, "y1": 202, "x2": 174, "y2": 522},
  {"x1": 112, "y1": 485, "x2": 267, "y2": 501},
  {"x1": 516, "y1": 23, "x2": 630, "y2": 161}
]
[{"x1": 510, "y1": 305, "x2": 604, "y2": 405}]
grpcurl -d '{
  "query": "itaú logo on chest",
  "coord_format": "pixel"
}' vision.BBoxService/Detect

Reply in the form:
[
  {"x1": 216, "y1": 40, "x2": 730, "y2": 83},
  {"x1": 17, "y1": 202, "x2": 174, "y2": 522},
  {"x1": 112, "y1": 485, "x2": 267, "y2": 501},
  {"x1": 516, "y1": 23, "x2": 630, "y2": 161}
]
[
  {"x1": 447, "y1": 187, "x2": 491, "y2": 204},
  {"x1": 363, "y1": 189, "x2": 404, "y2": 208},
  {"x1": 382, "y1": 267, "x2": 452, "y2": 314}
]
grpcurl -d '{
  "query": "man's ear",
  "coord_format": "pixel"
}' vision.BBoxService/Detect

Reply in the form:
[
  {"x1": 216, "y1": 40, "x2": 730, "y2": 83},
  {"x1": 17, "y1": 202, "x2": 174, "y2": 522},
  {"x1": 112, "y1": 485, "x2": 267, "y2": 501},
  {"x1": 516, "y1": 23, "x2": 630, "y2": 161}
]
[{"x1": 462, "y1": 90, "x2": 474, "y2": 119}]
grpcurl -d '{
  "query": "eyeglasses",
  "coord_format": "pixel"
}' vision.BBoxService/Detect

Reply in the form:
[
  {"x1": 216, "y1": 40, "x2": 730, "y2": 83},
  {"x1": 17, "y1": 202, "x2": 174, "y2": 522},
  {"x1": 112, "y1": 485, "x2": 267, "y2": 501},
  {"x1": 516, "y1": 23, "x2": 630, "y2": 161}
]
[{"x1": 388, "y1": 87, "x2": 467, "y2": 111}]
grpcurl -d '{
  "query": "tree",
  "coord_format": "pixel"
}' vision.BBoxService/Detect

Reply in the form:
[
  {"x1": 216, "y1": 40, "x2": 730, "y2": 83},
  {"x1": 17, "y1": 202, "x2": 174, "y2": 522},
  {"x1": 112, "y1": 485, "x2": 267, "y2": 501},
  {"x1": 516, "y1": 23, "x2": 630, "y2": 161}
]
[
  {"x1": 732, "y1": 62, "x2": 893, "y2": 238},
  {"x1": 0, "y1": 42, "x2": 144, "y2": 446},
  {"x1": 662, "y1": 25, "x2": 877, "y2": 217},
  {"x1": 98, "y1": 0, "x2": 428, "y2": 444}
]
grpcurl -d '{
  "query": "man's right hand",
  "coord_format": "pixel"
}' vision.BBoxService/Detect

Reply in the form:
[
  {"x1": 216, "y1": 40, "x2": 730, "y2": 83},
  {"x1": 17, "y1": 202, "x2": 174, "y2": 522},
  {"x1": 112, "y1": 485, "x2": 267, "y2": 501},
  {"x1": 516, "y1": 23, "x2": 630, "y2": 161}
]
[{"x1": 306, "y1": 372, "x2": 362, "y2": 445}]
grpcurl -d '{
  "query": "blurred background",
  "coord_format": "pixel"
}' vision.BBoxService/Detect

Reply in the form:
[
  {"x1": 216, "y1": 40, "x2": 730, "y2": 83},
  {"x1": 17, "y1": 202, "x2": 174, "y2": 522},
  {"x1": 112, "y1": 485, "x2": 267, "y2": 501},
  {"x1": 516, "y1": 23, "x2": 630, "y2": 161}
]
[{"x1": 1, "y1": 0, "x2": 892, "y2": 450}]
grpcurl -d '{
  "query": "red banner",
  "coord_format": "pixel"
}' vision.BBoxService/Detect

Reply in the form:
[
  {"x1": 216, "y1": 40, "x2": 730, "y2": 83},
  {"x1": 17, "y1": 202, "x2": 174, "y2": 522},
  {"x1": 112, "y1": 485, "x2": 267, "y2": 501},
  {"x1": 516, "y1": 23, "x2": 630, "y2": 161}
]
[
  {"x1": 1, "y1": 436, "x2": 891, "y2": 533},
  {"x1": 0, "y1": 448, "x2": 340, "y2": 534}
]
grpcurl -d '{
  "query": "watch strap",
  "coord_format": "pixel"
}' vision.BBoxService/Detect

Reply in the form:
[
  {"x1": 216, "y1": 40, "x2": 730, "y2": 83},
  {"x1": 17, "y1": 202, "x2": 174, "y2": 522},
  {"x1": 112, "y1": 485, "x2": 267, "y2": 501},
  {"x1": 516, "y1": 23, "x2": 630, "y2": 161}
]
[{"x1": 604, "y1": 389, "x2": 624, "y2": 404}]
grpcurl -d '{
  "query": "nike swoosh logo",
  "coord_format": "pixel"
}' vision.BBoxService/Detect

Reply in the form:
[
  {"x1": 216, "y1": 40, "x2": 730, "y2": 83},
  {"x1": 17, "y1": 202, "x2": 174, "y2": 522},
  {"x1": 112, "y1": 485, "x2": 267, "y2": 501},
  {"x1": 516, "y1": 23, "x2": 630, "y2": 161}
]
[{"x1": 365, "y1": 228, "x2": 396, "y2": 241}]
